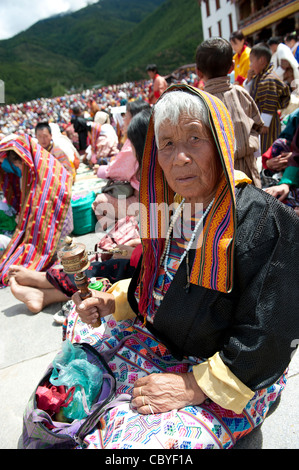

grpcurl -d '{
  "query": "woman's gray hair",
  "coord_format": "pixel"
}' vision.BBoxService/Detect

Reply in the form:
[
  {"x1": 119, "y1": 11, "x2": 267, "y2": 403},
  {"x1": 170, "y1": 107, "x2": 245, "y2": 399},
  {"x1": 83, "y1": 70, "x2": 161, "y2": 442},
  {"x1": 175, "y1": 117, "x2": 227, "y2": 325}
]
[{"x1": 153, "y1": 90, "x2": 209, "y2": 142}]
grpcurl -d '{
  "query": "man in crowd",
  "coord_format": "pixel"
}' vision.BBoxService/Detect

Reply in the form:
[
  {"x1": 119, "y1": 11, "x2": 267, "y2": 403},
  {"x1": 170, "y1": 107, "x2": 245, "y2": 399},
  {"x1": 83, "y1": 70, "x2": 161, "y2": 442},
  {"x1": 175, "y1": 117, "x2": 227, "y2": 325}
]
[
  {"x1": 146, "y1": 64, "x2": 168, "y2": 104},
  {"x1": 35, "y1": 122, "x2": 75, "y2": 180}
]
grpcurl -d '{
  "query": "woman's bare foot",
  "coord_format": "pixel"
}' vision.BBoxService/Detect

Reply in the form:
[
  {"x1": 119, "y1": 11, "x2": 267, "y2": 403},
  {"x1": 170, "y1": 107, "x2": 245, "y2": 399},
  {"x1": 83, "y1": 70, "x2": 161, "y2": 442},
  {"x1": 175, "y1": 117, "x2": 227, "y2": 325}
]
[
  {"x1": 9, "y1": 276, "x2": 48, "y2": 313},
  {"x1": 7, "y1": 265, "x2": 51, "y2": 288},
  {"x1": 9, "y1": 276, "x2": 70, "y2": 314}
]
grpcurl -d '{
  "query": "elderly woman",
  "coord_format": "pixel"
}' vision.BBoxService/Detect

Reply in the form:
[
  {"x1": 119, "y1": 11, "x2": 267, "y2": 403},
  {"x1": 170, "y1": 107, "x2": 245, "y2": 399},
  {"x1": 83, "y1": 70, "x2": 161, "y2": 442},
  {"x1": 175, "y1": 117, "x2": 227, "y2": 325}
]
[{"x1": 66, "y1": 85, "x2": 299, "y2": 449}]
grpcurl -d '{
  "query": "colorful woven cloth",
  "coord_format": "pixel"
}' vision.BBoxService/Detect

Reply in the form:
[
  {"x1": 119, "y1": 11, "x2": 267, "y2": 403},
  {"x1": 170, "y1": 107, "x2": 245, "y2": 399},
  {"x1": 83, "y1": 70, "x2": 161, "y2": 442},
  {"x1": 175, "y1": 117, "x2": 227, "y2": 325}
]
[
  {"x1": 250, "y1": 64, "x2": 290, "y2": 154},
  {"x1": 64, "y1": 312, "x2": 287, "y2": 449},
  {"x1": 46, "y1": 142, "x2": 75, "y2": 179},
  {"x1": 0, "y1": 134, "x2": 72, "y2": 285},
  {"x1": 138, "y1": 84, "x2": 239, "y2": 315},
  {"x1": 90, "y1": 123, "x2": 102, "y2": 163}
]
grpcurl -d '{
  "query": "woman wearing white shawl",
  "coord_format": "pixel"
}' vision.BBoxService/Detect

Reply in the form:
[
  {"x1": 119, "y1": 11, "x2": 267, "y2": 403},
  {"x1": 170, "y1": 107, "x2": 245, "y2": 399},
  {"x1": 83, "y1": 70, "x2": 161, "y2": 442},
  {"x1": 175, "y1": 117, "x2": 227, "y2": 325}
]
[{"x1": 268, "y1": 37, "x2": 299, "y2": 90}]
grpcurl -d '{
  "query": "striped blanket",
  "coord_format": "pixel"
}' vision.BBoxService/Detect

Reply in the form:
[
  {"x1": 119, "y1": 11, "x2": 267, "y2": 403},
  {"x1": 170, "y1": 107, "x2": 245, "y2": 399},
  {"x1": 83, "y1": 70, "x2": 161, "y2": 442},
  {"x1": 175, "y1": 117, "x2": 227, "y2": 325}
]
[{"x1": 0, "y1": 134, "x2": 72, "y2": 286}]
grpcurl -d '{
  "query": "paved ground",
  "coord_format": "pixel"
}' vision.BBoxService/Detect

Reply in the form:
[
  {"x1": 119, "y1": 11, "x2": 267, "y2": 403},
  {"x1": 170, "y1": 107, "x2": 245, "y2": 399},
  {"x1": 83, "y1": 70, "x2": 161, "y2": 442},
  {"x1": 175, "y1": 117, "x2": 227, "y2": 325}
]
[{"x1": 0, "y1": 231, "x2": 298, "y2": 449}]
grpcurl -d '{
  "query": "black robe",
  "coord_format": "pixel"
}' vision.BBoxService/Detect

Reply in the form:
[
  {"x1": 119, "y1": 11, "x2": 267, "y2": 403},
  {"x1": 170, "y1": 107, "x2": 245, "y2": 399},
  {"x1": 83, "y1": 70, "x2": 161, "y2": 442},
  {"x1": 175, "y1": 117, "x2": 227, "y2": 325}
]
[{"x1": 128, "y1": 184, "x2": 299, "y2": 391}]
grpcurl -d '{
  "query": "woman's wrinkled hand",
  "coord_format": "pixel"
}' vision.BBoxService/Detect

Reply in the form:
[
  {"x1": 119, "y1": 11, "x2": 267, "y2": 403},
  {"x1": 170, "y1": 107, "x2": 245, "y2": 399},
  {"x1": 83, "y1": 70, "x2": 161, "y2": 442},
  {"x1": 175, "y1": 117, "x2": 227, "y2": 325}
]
[
  {"x1": 72, "y1": 290, "x2": 115, "y2": 325},
  {"x1": 131, "y1": 372, "x2": 206, "y2": 415}
]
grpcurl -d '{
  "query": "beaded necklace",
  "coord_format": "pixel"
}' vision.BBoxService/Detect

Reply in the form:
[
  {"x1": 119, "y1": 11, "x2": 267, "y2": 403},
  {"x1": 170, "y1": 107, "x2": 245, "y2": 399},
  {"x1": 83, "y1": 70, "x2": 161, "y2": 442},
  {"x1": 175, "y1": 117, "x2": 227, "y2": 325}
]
[{"x1": 153, "y1": 197, "x2": 214, "y2": 301}]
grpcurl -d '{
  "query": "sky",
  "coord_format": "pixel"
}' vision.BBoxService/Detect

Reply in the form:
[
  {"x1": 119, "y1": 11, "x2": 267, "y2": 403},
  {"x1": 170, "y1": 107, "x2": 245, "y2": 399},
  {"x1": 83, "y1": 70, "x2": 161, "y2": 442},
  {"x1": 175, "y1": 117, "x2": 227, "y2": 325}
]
[{"x1": 0, "y1": 0, "x2": 98, "y2": 40}]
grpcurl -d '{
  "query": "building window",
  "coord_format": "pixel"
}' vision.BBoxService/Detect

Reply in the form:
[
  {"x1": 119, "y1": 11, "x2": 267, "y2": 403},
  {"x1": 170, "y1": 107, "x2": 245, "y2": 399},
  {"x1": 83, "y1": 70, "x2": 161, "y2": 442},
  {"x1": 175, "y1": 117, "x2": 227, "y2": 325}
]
[
  {"x1": 218, "y1": 20, "x2": 222, "y2": 37},
  {"x1": 228, "y1": 13, "x2": 233, "y2": 34},
  {"x1": 215, "y1": 0, "x2": 220, "y2": 10},
  {"x1": 206, "y1": 0, "x2": 210, "y2": 17},
  {"x1": 208, "y1": 26, "x2": 212, "y2": 38}
]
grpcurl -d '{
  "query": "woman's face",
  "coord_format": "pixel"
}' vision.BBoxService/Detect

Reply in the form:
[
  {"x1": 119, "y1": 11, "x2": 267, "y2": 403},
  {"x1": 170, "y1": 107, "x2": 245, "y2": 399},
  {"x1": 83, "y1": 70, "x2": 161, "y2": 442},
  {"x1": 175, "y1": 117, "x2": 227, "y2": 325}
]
[
  {"x1": 123, "y1": 110, "x2": 132, "y2": 133},
  {"x1": 157, "y1": 114, "x2": 222, "y2": 206},
  {"x1": 230, "y1": 38, "x2": 244, "y2": 54}
]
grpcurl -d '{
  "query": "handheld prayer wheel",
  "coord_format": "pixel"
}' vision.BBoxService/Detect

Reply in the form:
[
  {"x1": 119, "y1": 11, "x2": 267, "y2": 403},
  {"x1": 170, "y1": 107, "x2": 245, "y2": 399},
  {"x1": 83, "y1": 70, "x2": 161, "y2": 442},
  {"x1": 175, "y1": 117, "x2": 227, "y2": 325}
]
[{"x1": 58, "y1": 236, "x2": 101, "y2": 327}]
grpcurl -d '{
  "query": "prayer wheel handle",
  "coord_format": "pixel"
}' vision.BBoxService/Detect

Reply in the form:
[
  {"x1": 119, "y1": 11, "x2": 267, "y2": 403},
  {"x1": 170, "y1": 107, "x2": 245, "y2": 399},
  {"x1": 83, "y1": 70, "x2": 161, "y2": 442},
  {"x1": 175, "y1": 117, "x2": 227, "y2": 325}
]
[{"x1": 58, "y1": 236, "x2": 101, "y2": 326}]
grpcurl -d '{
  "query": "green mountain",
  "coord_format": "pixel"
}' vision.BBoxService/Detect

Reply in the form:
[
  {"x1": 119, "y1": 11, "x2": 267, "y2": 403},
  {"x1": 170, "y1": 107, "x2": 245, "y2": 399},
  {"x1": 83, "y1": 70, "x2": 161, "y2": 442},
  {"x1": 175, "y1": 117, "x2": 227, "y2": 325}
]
[
  {"x1": 95, "y1": 0, "x2": 203, "y2": 84},
  {"x1": 0, "y1": 0, "x2": 202, "y2": 104}
]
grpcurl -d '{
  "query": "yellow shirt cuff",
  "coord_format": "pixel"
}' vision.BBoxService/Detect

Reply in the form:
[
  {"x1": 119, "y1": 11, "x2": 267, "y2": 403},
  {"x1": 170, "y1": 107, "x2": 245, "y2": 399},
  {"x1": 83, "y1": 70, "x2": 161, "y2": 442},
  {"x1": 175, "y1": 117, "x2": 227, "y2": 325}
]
[
  {"x1": 234, "y1": 169, "x2": 252, "y2": 185},
  {"x1": 193, "y1": 352, "x2": 254, "y2": 414},
  {"x1": 106, "y1": 278, "x2": 136, "y2": 321}
]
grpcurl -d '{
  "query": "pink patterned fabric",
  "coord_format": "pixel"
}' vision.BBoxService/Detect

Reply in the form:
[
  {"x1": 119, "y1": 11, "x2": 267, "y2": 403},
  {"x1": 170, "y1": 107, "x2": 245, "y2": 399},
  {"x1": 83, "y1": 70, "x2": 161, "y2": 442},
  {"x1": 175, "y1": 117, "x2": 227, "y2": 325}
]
[
  {"x1": 90, "y1": 123, "x2": 119, "y2": 164},
  {"x1": 96, "y1": 139, "x2": 139, "y2": 190}
]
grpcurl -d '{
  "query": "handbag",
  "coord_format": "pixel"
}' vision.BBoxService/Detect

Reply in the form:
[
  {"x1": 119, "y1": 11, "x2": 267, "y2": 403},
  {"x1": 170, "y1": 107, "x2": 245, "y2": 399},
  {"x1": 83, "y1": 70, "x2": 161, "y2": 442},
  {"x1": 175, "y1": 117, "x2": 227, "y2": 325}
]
[
  {"x1": 101, "y1": 179, "x2": 134, "y2": 198},
  {"x1": 21, "y1": 342, "x2": 117, "y2": 449},
  {"x1": 260, "y1": 169, "x2": 282, "y2": 188}
]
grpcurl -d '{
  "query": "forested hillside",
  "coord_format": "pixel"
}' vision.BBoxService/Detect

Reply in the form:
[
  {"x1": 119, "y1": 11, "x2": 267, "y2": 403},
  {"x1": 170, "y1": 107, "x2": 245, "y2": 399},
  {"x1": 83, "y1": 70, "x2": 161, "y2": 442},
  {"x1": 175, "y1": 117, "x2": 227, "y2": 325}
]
[
  {"x1": 0, "y1": 0, "x2": 202, "y2": 104},
  {"x1": 95, "y1": 0, "x2": 203, "y2": 84}
]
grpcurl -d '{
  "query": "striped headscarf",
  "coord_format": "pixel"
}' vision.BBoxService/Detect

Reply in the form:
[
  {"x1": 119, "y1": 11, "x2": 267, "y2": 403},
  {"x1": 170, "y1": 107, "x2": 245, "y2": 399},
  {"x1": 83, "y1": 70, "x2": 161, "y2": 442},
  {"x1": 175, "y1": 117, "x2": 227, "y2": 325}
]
[
  {"x1": 0, "y1": 134, "x2": 72, "y2": 286},
  {"x1": 138, "y1": 84, "x2": 249, "y2": 315}
]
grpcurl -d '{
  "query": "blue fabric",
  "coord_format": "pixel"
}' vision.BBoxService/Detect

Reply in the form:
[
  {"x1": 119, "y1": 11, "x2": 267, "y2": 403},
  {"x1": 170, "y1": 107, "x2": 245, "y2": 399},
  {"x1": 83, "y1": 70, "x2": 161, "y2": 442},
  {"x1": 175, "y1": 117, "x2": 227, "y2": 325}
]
[{"x1": 1, "y1": 158, "x2": 22, "y2": 177}]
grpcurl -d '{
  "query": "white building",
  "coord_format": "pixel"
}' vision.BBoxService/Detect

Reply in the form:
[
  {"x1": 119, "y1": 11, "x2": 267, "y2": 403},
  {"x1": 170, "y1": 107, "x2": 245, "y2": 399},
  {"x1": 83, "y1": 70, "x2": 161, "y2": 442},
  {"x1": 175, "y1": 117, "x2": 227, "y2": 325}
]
[
  {"x1": 199, "y1": 0, "x2": 238, "y2": 41},
  {"x1": 199, "y1": 0, "x2": 299, "y2": 45}
]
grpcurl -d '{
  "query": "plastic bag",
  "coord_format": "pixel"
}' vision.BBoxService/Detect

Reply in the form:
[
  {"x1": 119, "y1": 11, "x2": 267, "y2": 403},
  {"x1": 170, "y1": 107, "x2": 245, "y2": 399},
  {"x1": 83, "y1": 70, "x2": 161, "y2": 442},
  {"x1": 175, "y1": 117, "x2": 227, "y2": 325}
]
[
  {"x1": 51, "y1": 339, "x2": 86, "y2": 368},
  {"x1": 36, "y1": 383, "x2": 75, "y2": 417},
  {"x1": 49, "y1": 340, "x2": 103, "y2": 421}
]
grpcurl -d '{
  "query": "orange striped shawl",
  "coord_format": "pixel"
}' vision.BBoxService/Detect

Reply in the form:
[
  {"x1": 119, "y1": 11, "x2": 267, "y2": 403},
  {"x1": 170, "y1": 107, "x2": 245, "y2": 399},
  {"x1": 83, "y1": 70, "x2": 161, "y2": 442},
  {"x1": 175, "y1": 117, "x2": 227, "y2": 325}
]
[{"x1": 138, "y1": 84, "x2": 248, "y2": 315}]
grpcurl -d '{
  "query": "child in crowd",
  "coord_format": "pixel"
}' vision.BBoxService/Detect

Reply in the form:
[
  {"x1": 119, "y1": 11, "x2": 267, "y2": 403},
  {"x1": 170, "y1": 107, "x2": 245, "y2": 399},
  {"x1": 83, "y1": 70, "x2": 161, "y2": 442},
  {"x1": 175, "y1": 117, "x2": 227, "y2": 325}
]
[
  {"x1": 196, "y1": 37, "x2": 264, "y2": 187},
  {"x1": 229, "y1": 30, "x2": 251, "y2": 86},
  {"x1": 244, "y1": 43, "x2": 291, "y2": 154}
]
